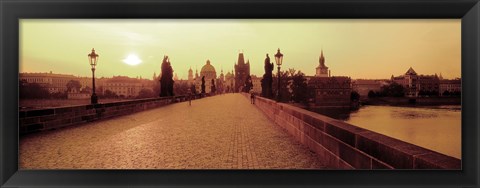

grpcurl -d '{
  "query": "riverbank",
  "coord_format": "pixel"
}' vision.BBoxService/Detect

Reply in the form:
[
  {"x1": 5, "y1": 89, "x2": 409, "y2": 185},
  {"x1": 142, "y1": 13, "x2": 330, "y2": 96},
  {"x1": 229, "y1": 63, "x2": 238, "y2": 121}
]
[{"x1": 361, "y1": 97, "x2": 461, "y2": 106}]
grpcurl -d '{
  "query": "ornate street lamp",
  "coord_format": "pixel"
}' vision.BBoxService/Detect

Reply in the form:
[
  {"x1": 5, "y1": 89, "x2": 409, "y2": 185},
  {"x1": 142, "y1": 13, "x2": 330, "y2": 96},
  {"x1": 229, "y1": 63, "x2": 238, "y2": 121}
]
[
  {"x1": 88, "y1": 48, "x2": 99, "y2": 104},
  {"x1": 274, "y1": 48, "x2": 283, "y2": 102}
]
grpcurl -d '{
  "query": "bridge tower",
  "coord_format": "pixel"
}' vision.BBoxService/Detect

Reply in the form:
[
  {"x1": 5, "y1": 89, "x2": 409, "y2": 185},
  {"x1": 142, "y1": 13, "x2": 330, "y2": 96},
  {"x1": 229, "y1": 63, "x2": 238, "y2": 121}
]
[{"x1": 234, "y1": 52, "x2": 250, "y2": 92}]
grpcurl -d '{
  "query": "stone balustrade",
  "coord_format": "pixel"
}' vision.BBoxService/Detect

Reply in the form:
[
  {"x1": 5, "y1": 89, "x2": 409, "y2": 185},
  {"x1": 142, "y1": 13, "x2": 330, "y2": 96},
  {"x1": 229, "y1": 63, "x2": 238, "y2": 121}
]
[
  {"x1": 247, "y1": 93, "x2": 461, "y2": 169},
  {"x1": 19, "y1": 94, "x2": 206, "y2": 135}
]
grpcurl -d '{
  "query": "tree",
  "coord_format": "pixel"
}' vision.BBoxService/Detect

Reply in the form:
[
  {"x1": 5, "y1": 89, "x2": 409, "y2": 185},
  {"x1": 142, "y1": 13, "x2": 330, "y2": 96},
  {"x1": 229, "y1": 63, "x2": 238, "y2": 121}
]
[
  {"x1": 290, "y1": 71, "x2": 308, "y2": 103},
  {"x1": 160, "y1": 55, "x2": 174, "y2": 97},
  {"x1": 137, "y1": 88, "x2": 155, "y2": 99},
  {"x1": 66, "y1": 80, "x2": 82, "y2": 92},
  {"x1": 288, "y1": 68, "x2": 296, "y2": 77},
  {"x1": 103, "y1": 90, "x2": 118, "y2": 98},
  {"x1": 442, "y1": 90, "x2": 451, "y2": 96},
  {"x1": 351, "y1": 91, "x2": 360, "y2": 101},
  {"x1": 190, "y1": 84, "x2": 197, "y2": 95},
  {"x1": 271, "y1": 70, "x2": 290, "y2": 102},
  {"x1": 174, "y1": 81, "x2": 190, "y2": 96},
  {"x1": 368, "y1": 90, "x2": 377, "y2": 98},
  {"x1": 381, "y1": 82, "x2": 405, "y2": 97},
  {"x1": 19, "y1": 81, "x2": 50, "y2": 99}
]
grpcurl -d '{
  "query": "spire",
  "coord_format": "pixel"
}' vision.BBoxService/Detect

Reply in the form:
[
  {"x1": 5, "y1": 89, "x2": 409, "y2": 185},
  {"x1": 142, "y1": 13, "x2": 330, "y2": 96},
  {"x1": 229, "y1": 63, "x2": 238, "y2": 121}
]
[
  {"x1": 319, "y1": 49, "x2": 326, "y2": 67},
  {"x1": 237, "y1": 52, "x2": 245, "y2": 65}
]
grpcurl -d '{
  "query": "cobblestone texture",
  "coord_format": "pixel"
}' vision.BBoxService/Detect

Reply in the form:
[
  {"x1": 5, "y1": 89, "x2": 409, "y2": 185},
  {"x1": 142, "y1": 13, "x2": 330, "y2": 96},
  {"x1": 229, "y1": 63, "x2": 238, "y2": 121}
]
[{"x1": 20, "y1": 93, "x2": 326, "y2": 169}]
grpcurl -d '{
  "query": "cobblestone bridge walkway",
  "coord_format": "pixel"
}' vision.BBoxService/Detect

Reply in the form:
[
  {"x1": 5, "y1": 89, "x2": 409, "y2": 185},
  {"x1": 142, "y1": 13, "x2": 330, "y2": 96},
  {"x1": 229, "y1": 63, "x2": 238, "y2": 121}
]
[{"x1": 20, "y1": 93, "x2": 326, "y2": 169}]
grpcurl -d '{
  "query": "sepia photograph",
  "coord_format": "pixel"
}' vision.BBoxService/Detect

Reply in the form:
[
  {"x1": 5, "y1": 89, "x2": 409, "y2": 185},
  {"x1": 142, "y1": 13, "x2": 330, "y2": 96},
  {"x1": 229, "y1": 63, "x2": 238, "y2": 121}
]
[{"x1": 19, "y1": 19, "x2": 461, "y2": 170}]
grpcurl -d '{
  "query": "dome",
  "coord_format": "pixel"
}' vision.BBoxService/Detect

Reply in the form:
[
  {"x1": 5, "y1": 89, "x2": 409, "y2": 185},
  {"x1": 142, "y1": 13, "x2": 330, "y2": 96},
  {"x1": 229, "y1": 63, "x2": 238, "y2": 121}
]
[{"x1": 200, "y1": 60, "x2": 216, "y2": 75}]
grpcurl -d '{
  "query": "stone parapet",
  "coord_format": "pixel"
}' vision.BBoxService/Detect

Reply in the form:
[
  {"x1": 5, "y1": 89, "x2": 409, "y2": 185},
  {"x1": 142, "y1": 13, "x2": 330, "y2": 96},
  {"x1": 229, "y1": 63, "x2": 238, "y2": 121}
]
[
  {"x1": 19, "y1": 94, "x2": 205, "y2": 135},
  {"x1": 245, "y1": 93, "x2": 461, "y2": 169}
]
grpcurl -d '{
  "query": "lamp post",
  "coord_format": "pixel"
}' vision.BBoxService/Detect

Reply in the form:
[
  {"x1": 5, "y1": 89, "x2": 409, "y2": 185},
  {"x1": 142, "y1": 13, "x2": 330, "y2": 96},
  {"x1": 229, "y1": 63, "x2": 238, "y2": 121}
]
[
  {"x1": 88, "y1": 48, "x2": 99, "y2": 104},
  {"x1": 274, "y1": 48, "x2": 283, "y2": 102}
]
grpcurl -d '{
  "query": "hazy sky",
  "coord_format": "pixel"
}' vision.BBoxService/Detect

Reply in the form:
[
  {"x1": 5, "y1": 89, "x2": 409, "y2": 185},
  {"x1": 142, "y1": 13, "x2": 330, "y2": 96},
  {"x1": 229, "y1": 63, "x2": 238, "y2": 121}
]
[{"x1": 20, "y1": 19, "x2": 461, "y2": 80}]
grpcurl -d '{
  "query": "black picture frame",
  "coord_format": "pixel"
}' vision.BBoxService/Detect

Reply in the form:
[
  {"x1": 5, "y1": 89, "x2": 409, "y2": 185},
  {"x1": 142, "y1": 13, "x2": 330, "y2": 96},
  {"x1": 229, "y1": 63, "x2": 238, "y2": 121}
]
[{"x1": 1, "y1": 0, "x2": 479, "y2": 187}]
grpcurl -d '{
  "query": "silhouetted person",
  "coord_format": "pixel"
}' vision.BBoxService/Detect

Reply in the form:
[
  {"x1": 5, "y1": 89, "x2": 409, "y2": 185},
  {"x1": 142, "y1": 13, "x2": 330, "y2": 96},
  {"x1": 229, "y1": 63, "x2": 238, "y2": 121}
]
[
  {"x1": 187, "y1": 88, "x2": 192, "y2": 106},
  {"x1": 250, "y1": 91, "x2": 255, "y2": 104}
]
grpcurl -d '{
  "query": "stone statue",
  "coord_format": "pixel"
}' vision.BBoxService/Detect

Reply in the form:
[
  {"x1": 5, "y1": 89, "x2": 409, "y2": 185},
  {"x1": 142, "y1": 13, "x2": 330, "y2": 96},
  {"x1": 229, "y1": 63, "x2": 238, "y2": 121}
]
[
  {"x1": 211, "y1": 79, "x2": 216, "y2": 94},
  {"x1": 201, "y1": 76, "x2": 206, "y2": 94},
  {"x1": 261, "y1": 53, "x2": 274, "y2": 98}
]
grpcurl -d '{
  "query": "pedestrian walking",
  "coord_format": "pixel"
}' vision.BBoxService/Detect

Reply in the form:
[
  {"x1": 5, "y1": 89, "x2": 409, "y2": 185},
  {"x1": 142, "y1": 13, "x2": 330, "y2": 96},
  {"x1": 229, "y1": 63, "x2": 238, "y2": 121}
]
[
  {"x1": 250, "y1": 91, "x2": 255, "y2": 104},
  {"x1": 187, "y1": 89, "x2": 192, "y2": 106}
]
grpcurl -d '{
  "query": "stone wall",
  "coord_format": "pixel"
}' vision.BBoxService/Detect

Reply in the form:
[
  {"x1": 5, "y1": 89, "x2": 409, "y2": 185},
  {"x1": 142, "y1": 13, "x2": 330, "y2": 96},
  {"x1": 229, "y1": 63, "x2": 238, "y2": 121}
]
[
  {"x1": 19, "y1": 94, "x2": 206, "y2": 135},
  {"x1": 248, "y1": 94, "x2": 461, "y2": 169}
]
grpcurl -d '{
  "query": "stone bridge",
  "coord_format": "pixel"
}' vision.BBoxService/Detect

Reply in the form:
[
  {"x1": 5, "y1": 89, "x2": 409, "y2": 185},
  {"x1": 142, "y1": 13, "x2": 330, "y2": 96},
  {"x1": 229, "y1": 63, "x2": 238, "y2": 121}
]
[
  {"x1": 20, "y1": 94, "x2": 325, "y2": 169},
  {"x1": 19, "y1": 93, "x2": 460, "y2": 169}
]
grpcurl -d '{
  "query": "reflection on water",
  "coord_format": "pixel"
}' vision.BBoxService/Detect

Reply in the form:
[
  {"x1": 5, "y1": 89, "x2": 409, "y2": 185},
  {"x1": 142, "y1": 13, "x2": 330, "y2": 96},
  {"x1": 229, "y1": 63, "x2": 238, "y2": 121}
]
[
  {"x1": 309, "y1": 105, "x2": 461, "y2": 159},
  {"x1": 309, "y1": 107, "x2": 353, "y2": 120}
]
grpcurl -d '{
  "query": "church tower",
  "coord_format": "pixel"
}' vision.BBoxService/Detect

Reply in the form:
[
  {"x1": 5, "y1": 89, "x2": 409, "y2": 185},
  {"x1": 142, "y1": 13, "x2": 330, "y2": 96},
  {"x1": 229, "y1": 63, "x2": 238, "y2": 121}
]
[
  {"x1": 188, "y1": 67, "x2": 193, "y2": 84},
  {"x1": 234, "y1": 52, "x2": 251, "y2": 92},
  {"x1": 220, "y1": 68, "x2": 225, "y2": 82},
  {"x1": 315, "y1": 50, "x2": 329, "y2": 77},
  {"x1": 195, "y1": 67, "x2": 199, "y2": 79}
]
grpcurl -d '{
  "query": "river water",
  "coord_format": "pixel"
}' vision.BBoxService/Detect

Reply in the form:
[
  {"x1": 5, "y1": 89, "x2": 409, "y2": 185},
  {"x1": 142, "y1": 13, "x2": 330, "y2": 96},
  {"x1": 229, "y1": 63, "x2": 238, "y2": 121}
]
[{"x1": 312, "y1": 105, "x2": 461, "y2": 159}]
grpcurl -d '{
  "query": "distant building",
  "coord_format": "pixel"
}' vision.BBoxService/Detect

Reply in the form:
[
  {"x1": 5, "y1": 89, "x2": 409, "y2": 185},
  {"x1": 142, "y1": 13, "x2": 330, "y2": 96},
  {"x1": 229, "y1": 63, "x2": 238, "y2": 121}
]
[
  {"x1": 234, "y1": 52, "x2": 250, "y2": 92},
  {"x1": 188, "y1": 67, "x2": 194, "y2": 85},
  {"x1": 391, "y1": 67, "x2": 440, "y2": 97},
  {"x1": 224, "y1": 70, "x2": 235, "y2": 93},
  {"x1": 19, "y1": 72, "x2": 105, "y2": 94},
  {"x1": 308, "y1": 76, "x2": 352, "y2": 107},
  {"x1": 308, "y1": 51, "x2": 352, "y2": 107},
  {"x1": 67, "y1": 88, "x2": 90, "y2": 99},
  {"x1": 174, "y1": 73, "x2": 179, "y2": 81},
  {"x1": 20, "y1": 72, "x2": 77, "y2": 93},
  {"x1": 216, "y1": 69, "x2": 225, "y2": 94},
  {"x1": 20, "y1": 72, "x2": 155, "y2": 98},
  {"x1": 250, "y1": 75, "x2": 262, "y2": 94},
  {"x1": 352, "y1": 79, "x2": 387, "y2": 97},
  {"x1": 103, "y1": 76, "x2": 154, "y2": 98},
  {"x1": 439, "y1": 78, "x2": 461, "y2": 96}
]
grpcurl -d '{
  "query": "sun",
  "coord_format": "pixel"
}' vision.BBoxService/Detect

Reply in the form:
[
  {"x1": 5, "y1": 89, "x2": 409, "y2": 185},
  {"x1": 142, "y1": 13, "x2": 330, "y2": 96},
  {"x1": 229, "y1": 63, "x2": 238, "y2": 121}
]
[{"x1": 123, "y1": 54, "x2": 142, "y2": 66}]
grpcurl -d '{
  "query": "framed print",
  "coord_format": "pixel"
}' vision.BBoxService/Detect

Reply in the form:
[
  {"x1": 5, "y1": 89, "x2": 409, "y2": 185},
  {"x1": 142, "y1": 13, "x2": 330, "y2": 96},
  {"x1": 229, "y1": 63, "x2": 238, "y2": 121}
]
[{"x1": 1, "y1": 0, "x2": 479, "y2": 187}]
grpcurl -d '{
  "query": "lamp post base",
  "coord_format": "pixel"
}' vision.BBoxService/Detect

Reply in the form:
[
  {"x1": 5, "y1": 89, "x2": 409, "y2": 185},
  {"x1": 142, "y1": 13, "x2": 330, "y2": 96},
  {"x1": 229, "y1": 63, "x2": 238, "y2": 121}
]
[{"x1": 91, "y1": 93, "x2": 98, "y2": 104}]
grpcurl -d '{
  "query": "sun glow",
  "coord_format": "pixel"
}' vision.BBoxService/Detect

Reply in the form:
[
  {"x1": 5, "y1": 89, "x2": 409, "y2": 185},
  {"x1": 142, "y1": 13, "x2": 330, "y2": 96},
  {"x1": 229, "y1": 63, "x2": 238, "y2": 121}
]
[{"x1": 123, "y1": 54, "x2": 142, "y2": 66}]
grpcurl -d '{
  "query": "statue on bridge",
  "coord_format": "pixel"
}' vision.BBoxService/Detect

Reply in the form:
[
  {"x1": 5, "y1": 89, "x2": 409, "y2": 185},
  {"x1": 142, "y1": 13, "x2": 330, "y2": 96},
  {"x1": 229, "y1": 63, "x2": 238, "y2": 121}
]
[
  {"x1": 211, "y1": 79, "x2": 216, "y2": 94},
  {"x1": 201, "y1": 76, "x2": 206, "y2": 94},
  {"x1": 261, "y1": 53, "x2": 274, "y2": 98}
]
